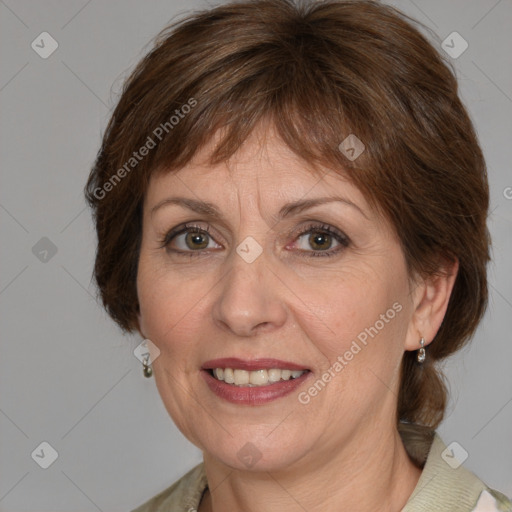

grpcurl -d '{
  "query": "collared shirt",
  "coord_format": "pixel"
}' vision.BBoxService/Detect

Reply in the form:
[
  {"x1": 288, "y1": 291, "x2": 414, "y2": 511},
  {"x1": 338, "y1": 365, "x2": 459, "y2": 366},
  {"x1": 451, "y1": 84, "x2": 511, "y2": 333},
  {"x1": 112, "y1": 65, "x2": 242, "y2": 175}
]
[{"x1": 131, "y1": 424, "x2": 512, "y2": 511}]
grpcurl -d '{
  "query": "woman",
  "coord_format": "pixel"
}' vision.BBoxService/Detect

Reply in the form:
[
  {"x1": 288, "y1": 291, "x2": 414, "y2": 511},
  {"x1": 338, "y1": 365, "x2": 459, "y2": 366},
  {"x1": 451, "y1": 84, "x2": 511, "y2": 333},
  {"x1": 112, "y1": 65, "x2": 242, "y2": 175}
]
[{"x1": 84, "y1": 0, "x2": 511, "y2": 510}]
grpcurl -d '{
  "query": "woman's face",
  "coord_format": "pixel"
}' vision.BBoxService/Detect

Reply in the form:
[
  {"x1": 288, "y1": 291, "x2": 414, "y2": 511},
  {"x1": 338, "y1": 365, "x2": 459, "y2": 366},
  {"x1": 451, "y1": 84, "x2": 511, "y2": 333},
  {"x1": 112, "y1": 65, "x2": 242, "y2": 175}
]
[{"x1": 136, "y1": 125, "x2": 421, "y2": 472}]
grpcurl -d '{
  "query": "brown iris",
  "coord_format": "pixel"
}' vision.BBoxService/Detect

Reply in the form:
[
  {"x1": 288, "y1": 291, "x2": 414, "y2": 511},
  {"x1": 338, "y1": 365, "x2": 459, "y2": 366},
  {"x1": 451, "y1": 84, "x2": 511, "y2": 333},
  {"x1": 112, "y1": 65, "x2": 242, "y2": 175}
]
[
  {"x1": 308, "y1": 231, "x2": 332, "y2": 251},
  {"x1": 185, "y1": 231, "x2": 209, "y2": 250}
]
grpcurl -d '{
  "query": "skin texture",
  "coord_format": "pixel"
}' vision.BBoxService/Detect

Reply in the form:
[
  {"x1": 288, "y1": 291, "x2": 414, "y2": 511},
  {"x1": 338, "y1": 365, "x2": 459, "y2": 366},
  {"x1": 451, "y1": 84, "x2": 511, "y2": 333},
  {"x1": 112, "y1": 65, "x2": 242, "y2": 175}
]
[{"x1": 136, "y1": 123, "x2": 457, "y2": 512}]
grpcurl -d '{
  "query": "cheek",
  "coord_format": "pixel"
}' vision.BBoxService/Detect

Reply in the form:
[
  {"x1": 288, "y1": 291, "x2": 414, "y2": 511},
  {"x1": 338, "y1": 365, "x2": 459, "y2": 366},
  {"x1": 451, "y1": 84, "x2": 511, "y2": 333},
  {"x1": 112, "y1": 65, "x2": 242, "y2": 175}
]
[
  {"x1": 293, "y1": 260, "x2": 406, "y2": 345},
  {"x1": 291, "y1": 266, "x2": 410, "y2": 406},
  {"x1": 137, "y1": 263, "x2": 207, "y2": 439},
  {"x1": 137, "y1": 259, "x2": 193, "y2": 351}
]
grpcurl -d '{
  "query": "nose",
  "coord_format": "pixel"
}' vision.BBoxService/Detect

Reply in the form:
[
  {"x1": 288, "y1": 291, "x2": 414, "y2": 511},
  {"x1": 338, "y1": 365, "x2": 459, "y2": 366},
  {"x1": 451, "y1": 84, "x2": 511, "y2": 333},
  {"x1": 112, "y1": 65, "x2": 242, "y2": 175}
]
[{"x1": 211, "y1": 250, "x2": 288, "y2": 337}]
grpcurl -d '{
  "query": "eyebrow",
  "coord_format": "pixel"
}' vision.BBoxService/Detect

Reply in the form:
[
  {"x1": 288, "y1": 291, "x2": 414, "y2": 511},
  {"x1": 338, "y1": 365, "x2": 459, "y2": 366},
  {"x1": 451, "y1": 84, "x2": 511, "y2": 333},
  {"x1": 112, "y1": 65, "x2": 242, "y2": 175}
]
[{"x1": 150, "y1": 196, "x2": 368, "y2": 220}]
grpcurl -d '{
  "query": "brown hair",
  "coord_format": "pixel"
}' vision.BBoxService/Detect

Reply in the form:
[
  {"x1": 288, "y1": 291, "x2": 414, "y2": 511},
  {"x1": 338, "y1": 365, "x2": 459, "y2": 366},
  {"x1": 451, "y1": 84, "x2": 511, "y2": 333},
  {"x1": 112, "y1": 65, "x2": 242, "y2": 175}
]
[{"x1": 84, "y1": 0, "x2": 490, "y2": 429}]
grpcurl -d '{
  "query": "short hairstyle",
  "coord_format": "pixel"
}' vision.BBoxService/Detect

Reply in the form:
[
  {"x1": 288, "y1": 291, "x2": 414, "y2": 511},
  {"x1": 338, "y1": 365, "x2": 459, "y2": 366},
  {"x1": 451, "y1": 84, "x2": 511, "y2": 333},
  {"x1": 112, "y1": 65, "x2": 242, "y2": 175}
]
[{"x1": 85, "y1": 0, "x2": 490, "y2": 429}]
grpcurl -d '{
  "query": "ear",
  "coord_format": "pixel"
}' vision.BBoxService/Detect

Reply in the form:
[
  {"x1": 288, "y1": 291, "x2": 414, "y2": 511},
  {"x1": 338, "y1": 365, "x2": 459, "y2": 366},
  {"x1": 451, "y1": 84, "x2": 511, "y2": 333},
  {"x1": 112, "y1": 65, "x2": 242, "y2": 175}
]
[{"x1": 404, "y1": 258, "x2": 459, "y2": 352}]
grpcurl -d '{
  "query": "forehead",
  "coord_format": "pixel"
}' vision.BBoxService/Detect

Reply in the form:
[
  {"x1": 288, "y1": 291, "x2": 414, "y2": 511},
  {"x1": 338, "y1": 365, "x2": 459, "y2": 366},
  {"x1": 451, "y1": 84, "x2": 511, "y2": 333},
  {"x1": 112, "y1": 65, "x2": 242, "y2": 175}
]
[{"x1": 146, "y1": 123, "x2": 364, "y2": 207}]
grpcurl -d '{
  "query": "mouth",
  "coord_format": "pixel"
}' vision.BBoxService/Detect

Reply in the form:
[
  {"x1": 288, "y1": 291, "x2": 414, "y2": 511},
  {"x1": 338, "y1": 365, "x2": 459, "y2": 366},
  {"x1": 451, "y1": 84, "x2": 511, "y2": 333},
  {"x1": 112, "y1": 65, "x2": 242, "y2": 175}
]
[
  {"x1": 201, "y1": 358, "x2": 312, "y2": 405},
  {"x1": 206, "y1": 368, "x2": 308, "y2": 387}
]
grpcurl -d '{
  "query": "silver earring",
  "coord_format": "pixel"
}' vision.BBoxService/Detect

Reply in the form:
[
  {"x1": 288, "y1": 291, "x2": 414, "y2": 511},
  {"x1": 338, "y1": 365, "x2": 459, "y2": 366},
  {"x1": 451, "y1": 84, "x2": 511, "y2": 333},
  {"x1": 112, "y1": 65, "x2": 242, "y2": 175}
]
[
  {"x1": 142, "y1": 354, "x2": 153, "y2": 378},
  {"x1": 417, "y1": 337, "x2": 426, "y2": 364}
]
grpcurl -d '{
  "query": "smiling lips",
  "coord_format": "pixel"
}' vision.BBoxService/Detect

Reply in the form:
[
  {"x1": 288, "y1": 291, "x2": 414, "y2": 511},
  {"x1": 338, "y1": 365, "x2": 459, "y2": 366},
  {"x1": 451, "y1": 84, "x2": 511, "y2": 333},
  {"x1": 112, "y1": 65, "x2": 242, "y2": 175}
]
[
  {"x1": 201, "y1": 358, "x2": 311, "y2": 405},
  {"x1": 212, "y1": 367, "x2": 306, "y2": 386}
]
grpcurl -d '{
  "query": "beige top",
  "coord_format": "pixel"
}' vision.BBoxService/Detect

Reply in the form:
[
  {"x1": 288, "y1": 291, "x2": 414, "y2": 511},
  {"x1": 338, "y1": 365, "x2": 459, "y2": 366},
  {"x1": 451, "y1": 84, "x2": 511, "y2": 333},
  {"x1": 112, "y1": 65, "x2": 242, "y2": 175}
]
[{"x1": 131, "y1": 424, "x2": 511, "y2": 511}]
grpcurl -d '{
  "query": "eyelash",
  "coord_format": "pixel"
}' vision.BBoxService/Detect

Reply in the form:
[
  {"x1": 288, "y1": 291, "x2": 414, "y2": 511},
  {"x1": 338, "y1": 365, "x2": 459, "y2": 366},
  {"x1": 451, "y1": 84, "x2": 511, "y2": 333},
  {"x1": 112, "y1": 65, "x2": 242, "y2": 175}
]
[{"x1": 158, "y1": 222, "x2": 350, "y2": 259}]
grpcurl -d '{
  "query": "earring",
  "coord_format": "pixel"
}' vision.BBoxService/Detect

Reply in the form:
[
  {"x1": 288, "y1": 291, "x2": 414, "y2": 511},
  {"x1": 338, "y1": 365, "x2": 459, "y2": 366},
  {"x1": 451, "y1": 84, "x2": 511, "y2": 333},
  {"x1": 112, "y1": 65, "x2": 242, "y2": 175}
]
[
  {"x1": 417, "y1": 337, "x2": 426, "y2": 364},
  {"x1": 142, "y1": 354, "x2": 153, "y2": 378}
]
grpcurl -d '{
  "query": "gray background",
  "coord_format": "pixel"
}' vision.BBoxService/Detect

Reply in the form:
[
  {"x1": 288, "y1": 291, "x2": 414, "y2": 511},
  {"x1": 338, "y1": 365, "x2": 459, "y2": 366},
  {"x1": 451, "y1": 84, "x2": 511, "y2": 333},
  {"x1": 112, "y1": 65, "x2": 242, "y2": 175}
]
[{"x1": 0, "y1": 0, "x2": 511, "y2": 510}]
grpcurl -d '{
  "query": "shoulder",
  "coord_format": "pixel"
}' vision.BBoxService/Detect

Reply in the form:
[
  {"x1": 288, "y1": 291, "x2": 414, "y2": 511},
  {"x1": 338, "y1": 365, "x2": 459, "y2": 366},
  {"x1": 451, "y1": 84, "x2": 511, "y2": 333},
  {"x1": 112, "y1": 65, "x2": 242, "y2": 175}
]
[
  {"x1": 400, "y1": 423, "x2": 511, "y2": 511},
  {"x1": 130, "y1": 463, "x2": 207, "y2": 512}
]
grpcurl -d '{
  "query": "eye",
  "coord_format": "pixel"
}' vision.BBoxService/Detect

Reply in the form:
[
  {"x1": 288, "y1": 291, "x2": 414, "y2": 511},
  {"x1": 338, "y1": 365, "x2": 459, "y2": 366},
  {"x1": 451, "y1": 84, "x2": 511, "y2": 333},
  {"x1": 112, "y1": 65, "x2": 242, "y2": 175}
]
[
  {"x1": 159, "y1": 222, "x2": 350, "y2": 259},
  {"x1": 291, "y1": 222, "x2": 350, "y2": 258},
  {"x1": 158, "y1": 223, "x2": 221, "y2": 255}
]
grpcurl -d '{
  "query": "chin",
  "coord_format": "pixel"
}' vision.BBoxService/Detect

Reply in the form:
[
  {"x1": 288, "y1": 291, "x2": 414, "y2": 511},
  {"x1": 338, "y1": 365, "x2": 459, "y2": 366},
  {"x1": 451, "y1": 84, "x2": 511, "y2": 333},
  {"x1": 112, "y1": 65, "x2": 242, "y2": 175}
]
[{"x1": 200, "y1": 430, "x2": 312, "y2": 473}]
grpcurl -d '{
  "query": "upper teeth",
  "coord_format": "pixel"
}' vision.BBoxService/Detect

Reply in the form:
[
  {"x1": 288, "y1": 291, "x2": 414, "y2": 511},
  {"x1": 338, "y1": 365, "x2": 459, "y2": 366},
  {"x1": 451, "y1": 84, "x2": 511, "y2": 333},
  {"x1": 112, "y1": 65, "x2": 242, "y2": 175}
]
[{"x1": 212, "y1": 368, "x2": 306, "y2": 387}]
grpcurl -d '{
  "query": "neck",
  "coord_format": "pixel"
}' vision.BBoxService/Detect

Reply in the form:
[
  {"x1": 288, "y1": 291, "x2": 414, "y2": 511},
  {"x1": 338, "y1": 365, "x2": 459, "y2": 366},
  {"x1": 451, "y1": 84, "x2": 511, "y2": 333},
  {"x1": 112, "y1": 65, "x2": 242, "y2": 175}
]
[{"x1": 200, "y1": 422, "x2": 422, "y2": 512}]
